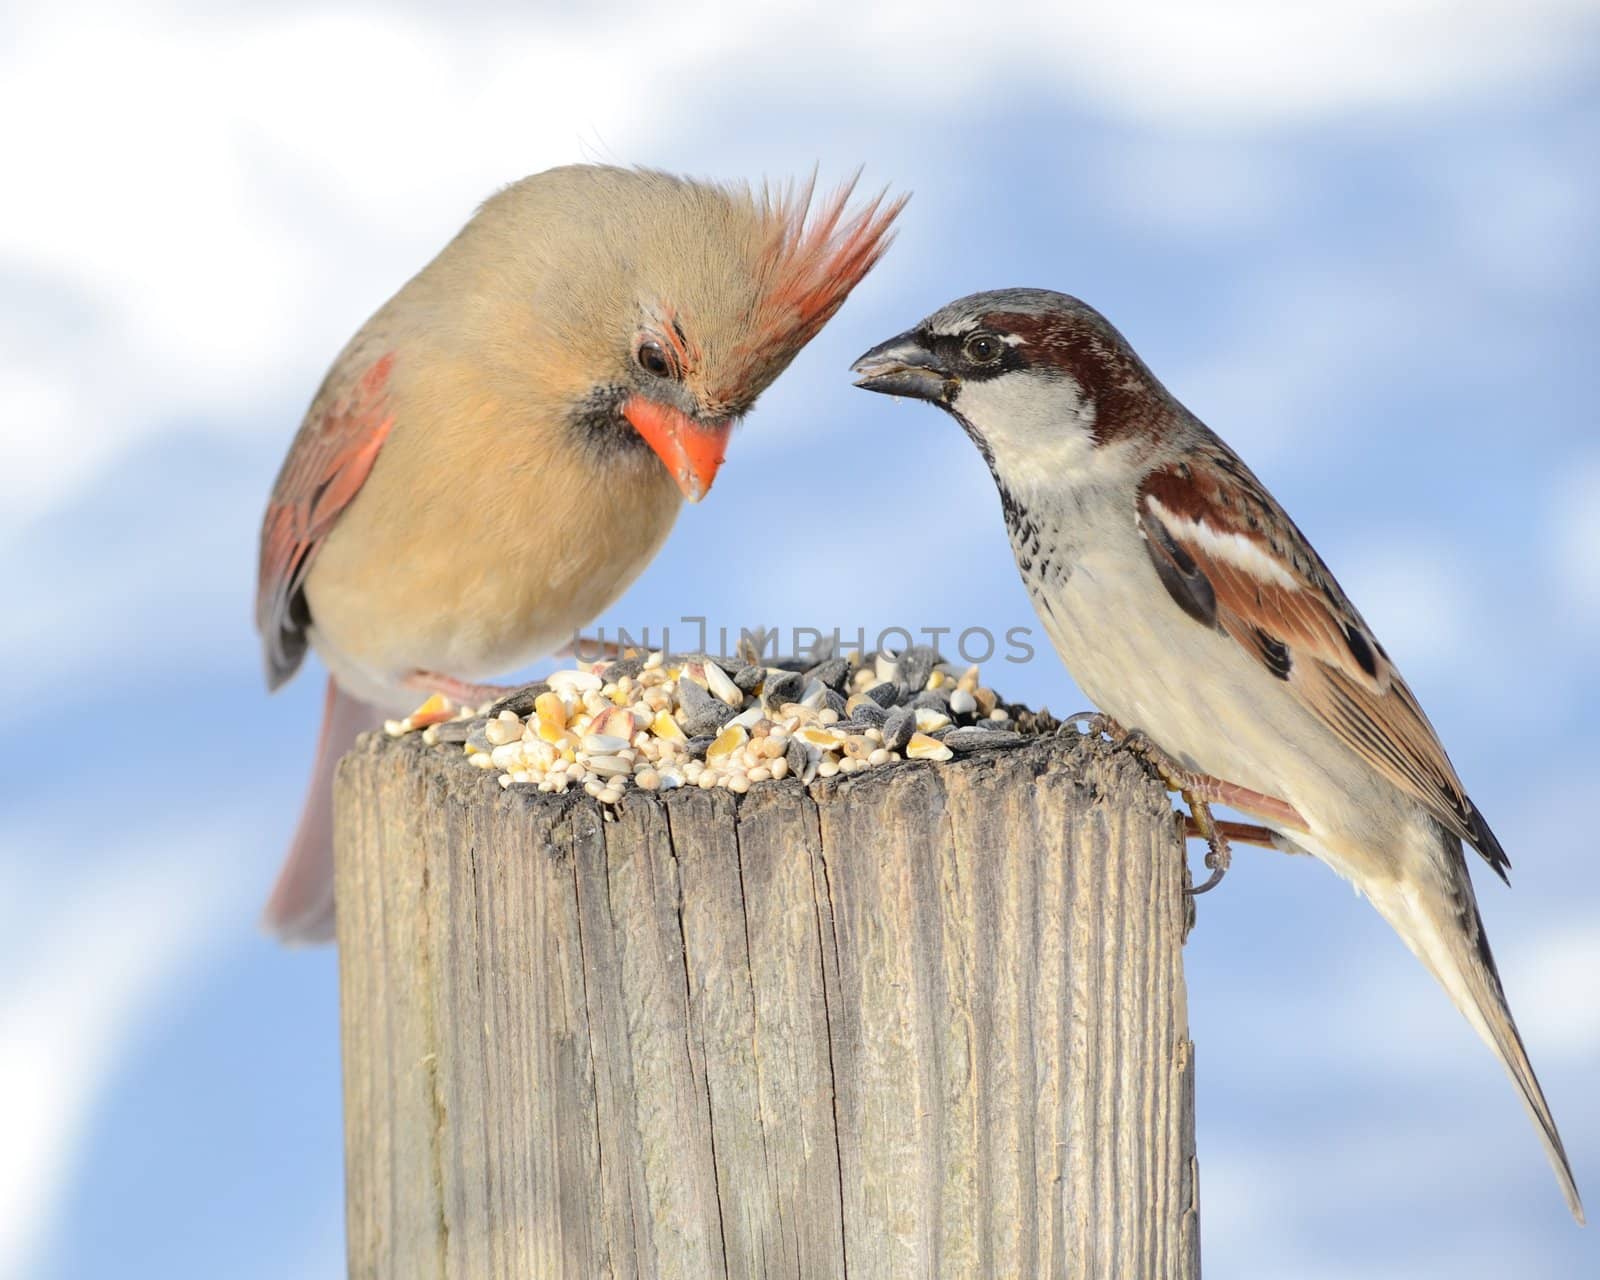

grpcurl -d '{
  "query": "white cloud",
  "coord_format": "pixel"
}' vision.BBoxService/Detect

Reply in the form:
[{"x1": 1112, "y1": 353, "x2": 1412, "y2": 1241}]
[
  {"x1": 1548, "y1": 454, "x2": 1600, "y2": 629},
  {"x1": 1017, "y1": 0, "x2": 1599, "y2": 127},
  {"x1": 1508, "y1": 920, "x2": 1600, "y2": 1064},
  {"x1": 0, "y1": 831, "x2": 246, "y2": 1280}
]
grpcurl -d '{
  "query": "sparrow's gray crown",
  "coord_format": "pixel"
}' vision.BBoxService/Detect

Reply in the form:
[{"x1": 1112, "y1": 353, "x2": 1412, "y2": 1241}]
[{"x1": 921, "y1": 287, "x2": 1102, "y2": 339}]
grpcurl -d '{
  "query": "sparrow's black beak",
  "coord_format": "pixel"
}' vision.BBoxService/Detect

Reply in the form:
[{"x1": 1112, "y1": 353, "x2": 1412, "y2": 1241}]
[{"x1": 850, "y1": 332, "x2": 954, "y2": 404}]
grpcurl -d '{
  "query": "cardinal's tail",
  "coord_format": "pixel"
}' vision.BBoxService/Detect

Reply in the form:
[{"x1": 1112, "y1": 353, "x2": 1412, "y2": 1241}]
[{"x1": 263, "y1": 677, "x2": 383, "y2": 944}]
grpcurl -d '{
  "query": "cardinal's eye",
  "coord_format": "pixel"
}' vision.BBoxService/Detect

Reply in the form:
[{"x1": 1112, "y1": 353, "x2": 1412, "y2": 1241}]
[
  {"x1": 635, "y1": 339, "x2": 677, "y2": 380},
  {"x1": 964, "y1": 333, "x2": 1002, "y2": 365}
]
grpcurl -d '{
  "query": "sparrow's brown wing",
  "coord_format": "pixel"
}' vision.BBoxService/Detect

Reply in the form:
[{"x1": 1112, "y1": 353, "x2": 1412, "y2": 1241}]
[
  {"x1": 1136, "y1": 448, "x2": 1509, "y2": 881},
  {"x1": 256, "y1": 350, "x2": 397, "y2": 689}
]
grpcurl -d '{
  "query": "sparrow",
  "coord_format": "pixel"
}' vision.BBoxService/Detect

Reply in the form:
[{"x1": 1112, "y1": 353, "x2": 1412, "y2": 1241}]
[
  {"x1": 851, "y1": 288, "x2": 1583, "y2": 1221},
  {"x1": 256, "y1": 164, "x2": 903, "y2": 943}
]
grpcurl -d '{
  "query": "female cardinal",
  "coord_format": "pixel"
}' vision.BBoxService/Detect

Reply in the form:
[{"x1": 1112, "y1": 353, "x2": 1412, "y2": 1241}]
[
  {"x1": 852, "y1": 288, "x2": 1581, "y2": 1220},
  {"x1": 257, "y1": 165, "x2": 903, "y2": 942}
]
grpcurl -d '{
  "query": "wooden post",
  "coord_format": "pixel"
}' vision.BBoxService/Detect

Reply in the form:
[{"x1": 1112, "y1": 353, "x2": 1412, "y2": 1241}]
[{"x1": 336, "y1": 729, "x2": 1200, "y2": 1279}]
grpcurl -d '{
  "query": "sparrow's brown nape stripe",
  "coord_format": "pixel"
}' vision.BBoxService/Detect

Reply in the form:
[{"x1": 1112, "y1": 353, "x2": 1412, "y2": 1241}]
[
  {"x1": 254, "y1": 164, "x2": 903, "y2": 943},
  {"x1": 852, "y1": 286, "x2": 1583, "y2": 1223}
]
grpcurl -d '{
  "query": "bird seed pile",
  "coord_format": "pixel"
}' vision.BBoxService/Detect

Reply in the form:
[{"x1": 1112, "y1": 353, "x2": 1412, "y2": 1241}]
[{"x1": 386, "y1": 647, "x2": 1053, "y2": 804}]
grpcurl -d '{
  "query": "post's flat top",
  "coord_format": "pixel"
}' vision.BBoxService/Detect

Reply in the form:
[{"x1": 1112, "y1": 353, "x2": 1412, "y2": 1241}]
[{"x1": 345, "y1": 721, "x2": 1178, "y2": 831}]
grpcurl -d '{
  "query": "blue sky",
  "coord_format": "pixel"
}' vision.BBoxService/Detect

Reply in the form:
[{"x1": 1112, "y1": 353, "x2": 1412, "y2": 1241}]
[{"x1": 3, "y1": 2, "x2": 1598, "y2": 1275}]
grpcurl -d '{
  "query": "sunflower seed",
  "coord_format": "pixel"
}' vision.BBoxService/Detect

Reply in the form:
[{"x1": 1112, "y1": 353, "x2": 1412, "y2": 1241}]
[
  {"x1": 882, "y1": 706, "x2": 915, "y2": 751},
  {"x1": 603, "y1": 655, "x2": 646, "y2": 682},
  {"x1": 763, "y1": 669, "x2": 804, "y2": 708},
  {"x1": 944, "y1": 727, "x2": 1028, "y2": 752},
  {"x1": 850, "y1": 701, "x2": 889, "y2": 729},
  {"x1": 678, "y1": 678, "x2": 733, "y2": 736},
  {"x1": 807, "y1": 657, "x2": 851, "y2": 692},
  {"x1": 899, "y1": 646, "x2": 939, "y2": 693},
  {"x1": 431, "y1": 718, "x2": 482, "y2": 745},
  {"x1": 864, "y1": 681, "x2": 899, "y2": 707}
]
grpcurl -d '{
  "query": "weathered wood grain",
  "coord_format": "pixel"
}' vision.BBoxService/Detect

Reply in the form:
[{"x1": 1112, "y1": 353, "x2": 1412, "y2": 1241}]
[{"x1": 336, "y1": 730, "x2": 1200, "y2": 1279}]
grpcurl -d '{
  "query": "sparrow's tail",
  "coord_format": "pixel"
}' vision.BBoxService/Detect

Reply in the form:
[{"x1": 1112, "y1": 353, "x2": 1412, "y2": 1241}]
[
  {"x1": 262, "y1": 676, "x2": 384, "y2": 945},
  {"x1": 1367, "y1": 844, "x2": 1584, "y2": 1224}
]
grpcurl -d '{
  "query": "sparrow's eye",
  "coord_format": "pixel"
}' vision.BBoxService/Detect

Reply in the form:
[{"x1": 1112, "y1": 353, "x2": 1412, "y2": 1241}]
[
  {"x1": 635, "y1": 339, "x2": 678, "y2": 380},
  {"x1": 964, "y1": 333, "x2": 1003, "y2": 365}
]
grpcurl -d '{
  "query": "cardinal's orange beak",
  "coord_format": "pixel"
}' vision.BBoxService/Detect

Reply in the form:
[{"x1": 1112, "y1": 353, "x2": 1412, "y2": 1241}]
[{"x1": 622, "y1": 396, "x2": 732, "y2": 503}]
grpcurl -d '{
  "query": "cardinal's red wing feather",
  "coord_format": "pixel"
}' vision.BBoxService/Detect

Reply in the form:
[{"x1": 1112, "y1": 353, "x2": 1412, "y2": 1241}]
[{"x1": 256, "y1": 352, "x2": 396, "y2": 688}]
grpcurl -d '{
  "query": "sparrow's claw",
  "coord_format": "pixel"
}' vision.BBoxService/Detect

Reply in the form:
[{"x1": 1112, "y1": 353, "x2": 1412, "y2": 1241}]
[
  {"x1": 1190, "y1": 817, "x2": 1283, "y2": 850},
  {"x1": 1188, "y1": 826, "x2": 1232, "y2": 895},
  {"x1": 1182, "y1": 819, "x2": 1288, "y2": 893},
  {"x1": 1066, "y1": 709, "x2": 1114, "y2": 735}
]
